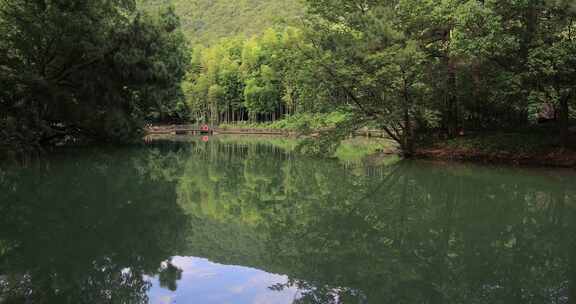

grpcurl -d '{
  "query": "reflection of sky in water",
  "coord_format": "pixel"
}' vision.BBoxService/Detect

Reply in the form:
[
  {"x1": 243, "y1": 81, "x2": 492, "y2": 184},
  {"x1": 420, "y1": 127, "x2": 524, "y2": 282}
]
[{"x1": 147, "y1": 256, "x2": 298, "y2": 304}]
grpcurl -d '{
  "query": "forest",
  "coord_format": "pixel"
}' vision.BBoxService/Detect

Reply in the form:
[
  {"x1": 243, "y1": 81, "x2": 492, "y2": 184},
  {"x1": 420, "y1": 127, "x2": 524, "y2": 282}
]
[{"x1": 1, "y1": 0, "x2": 575, "y2": 157}]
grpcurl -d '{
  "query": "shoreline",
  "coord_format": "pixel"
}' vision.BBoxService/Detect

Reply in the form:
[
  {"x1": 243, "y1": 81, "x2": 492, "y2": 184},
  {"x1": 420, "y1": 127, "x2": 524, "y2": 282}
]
[
  {"x1": 2, "y1": 130, "x2": 574, "y2": 169},
  {"x1": 147, "y1": 126, "x2": 576, "y2": 169},
  {"x1": 146, "y1": 125, "x2": 385, "y2": 137},
  {"x1": 413, "y1": 148, "x2": 576, "y2": 169}
]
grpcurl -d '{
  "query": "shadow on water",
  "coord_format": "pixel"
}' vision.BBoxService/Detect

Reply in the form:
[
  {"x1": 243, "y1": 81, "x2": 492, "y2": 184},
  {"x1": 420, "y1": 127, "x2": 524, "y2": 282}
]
[
  {"x1": 1, "y1": 136, "x2": 576, "y2": 303},
  {"x1": 0, "y1": 143, "x2": 192, "y2": 303}
]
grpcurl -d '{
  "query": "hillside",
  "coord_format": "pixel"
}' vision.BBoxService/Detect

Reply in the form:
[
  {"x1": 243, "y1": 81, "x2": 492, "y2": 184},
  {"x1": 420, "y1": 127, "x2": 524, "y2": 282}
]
[{"x1": 139, "y1": 0, "x2": 304, "y2": 45}]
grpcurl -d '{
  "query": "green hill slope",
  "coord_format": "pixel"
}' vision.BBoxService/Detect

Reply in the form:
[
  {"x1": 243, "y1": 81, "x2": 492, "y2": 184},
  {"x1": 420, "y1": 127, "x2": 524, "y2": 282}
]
[{"x1": 139, "y1": 0, "x2": 304, "y2": 45}]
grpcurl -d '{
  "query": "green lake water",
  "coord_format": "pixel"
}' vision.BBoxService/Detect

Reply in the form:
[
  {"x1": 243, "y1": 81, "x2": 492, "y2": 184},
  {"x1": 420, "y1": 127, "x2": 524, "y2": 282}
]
[{"x1": 1, "y1": 136, "x2": 575, "y2": 304}]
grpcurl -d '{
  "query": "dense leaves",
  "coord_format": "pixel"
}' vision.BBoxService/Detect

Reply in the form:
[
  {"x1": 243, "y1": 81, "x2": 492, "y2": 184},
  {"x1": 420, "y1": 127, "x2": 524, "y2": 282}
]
[
  {"x1": 299, "y1": 0, "x2": 576, "y2": 153},
  {"x1": 184, "y1": 27, "x2": 320, "y2": 125},
  {"x1": 0, "y1": 0, "x2": 190, "y2": 149},
  {"x1": 3, "y1": 0, "x2": 574, "y2": 154},
  {"x1": 177, "y1": 0, "x2": 575, "y2": 154}
]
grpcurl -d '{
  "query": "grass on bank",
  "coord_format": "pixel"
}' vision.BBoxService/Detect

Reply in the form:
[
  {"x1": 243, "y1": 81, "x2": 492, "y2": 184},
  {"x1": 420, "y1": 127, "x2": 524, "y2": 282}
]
[
  {"x1": 218, "y1": 112, "x2": 350, "y2": 131},
  {"x1": 436, "y1": 126, "x2": 576, "y2": 155},
  {"x1": 215, "y1": 112, "x2": 575, "y2": 166},
  {"x1": 417, "y1": 125, "x2": 576, "y2": 167}
]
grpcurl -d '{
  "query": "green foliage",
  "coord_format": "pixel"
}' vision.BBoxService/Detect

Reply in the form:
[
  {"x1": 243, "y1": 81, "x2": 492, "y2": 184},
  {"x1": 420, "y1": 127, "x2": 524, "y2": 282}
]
[
  {"x1": 184, "y1": 27, "x2": 319, "y2": 125},
  {"x1": 219, "y1": 111, "x2": 350, "y2": 131},
  {"x1": 442, "y1": 128, "x2": 575, "y2": 154},
  {"x1": 139, "y1": 0, "x2": 304, "y2": 46},
  {"x1": 334, "y1": 137, "x2": 396, "y2": 162},
  {"x1": 4, "y1": 0, "x2": 575, "y2": 154},
  {"x1": 0, "y1": 0, "x2": 190, "y2": 148},
  {"x1": 294, "y1": 0, "x2": 576, "y2": 153},
  {"x1": 271, "y1": 112, "x2": 349, "y2": 130}
]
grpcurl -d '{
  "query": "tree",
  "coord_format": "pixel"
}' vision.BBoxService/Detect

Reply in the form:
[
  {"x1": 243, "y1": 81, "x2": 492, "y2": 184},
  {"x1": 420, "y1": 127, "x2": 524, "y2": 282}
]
[
  {"x1": 0, "y1": 0, "x2": 190, "y2": 148},
  {"x1": 299, "y1": 0, "x2": 576, "y2": 154},
  {"x1": 527, "y1": 1, "x2": 576, "y2": 147},
  {"x1": 301, "y1": 0, "x2": 431, "y2": 155}
]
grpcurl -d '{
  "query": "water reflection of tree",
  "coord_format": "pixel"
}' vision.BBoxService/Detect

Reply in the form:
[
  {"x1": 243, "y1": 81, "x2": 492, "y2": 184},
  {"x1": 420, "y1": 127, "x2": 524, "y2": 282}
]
[
  {"x1": 270, "y1": 163, "x2": 576, "y2": 304},
  {"x1": 176, "y1": 140, "x2": 576, "y2": 304},
  {"x1": 0, "y1": 145, "x2": 191, "y2": 303},
  {"x1": 158, "y1": 262, "x2": 183, "y2": 292}
]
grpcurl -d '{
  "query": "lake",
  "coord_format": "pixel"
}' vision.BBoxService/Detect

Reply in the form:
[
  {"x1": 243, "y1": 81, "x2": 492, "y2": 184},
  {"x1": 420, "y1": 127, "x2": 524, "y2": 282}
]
[{"x1": 1, "y1": 136, "x2": 575, "y2": 304}]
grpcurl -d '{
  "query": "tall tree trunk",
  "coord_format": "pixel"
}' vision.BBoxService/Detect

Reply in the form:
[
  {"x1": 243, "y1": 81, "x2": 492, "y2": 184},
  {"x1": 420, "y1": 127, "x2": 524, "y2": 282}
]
[
  {"x1": 402, "y1": 76, "x2": 415, "y2": 157},
  {"x1": 560, "y1": 95, "x2": 570, "y2": 148},
  {"x1": 403, "y1": 105, "x2": 414, "y2": 157},
  {"x1": 517, "y1": 3, "x2": 539, "y2": 126},
  {"x1": 471, "y1": 61, "x2": 482, "y2": 130},
  {"x1": 447, "y1": 57, "x2": 458, "y2": 137}
]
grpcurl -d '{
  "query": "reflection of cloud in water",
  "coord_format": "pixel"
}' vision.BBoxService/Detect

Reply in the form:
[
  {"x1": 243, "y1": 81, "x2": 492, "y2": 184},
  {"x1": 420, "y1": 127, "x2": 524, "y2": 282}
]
[
  {"x1": 229, "y1": 273, "x2": 278, "y2": 294},
  {"x1": 157, "y1": 295, "x2": 174, "y2": 304},
  {"x1": 147, "y1": 256, "x2": 298, "y2": 304},
  {"x1": 172, "y1": 256, "x2": 218, "y2": 279}
]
